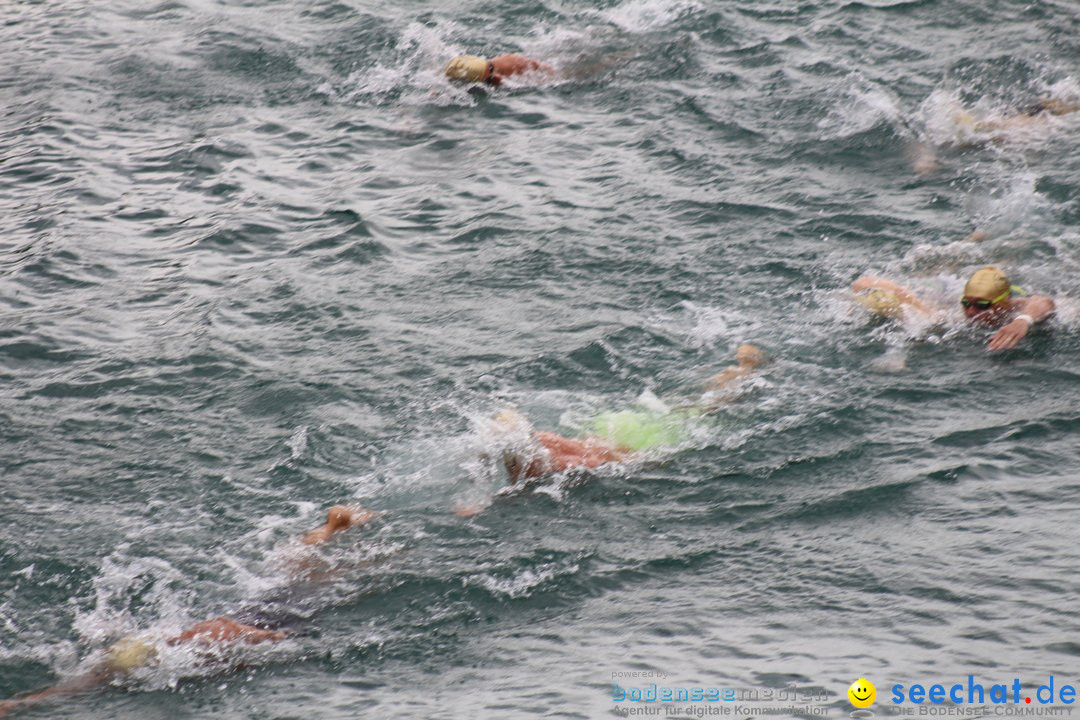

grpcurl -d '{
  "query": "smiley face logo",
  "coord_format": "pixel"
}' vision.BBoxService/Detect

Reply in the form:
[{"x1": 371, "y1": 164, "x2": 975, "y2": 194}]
[{"x1": 848, "y1": 678, "x2": 876, "y2": 708}]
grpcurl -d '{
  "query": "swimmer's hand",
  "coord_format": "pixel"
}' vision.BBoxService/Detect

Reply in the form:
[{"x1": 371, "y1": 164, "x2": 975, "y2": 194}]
[
  {"x1": 301, "y1": 505, "x2": 382, "y2": 545},
  {"x1": 987, "y1": 317, "x2": 1030, "y2": 351}
]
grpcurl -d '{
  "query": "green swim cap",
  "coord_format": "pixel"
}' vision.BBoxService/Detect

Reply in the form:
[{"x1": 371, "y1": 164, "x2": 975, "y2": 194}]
[{"x1": 590, "y1": 410, "x2": 685, "y2": 452}]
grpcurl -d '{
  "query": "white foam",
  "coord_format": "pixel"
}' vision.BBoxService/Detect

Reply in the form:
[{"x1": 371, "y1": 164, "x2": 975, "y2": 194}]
[
  {"x1": 1042, "y1": 76, "x2": 1080, "y2": 103},
  {"x1": 338, "y1": 21, "x2": 474, "y2": 107},
  {"x1": 914, "y1": 88, "x2": 969, "y2": 146},
  {"x1": 902, "y1": 238, "x2": 985, "y2": 275},
  {"x1": 636, "y1": 387, "x2": 671, "y2": 414},
  {"x1": 1050, "y1": 296, "x2": 1080, "y2": 328},
  {"x1": 286, "y1": 425, "x2": 309, "y2": 460},
  {"x1": 470, "y1": 561, "x2": 578, "y2": 599},
  {"x1": 676, "y1": 300, "x2": 732, "y2": 348},
  {"x1": 817, "y1": 76, "x2": 907, "y2": 140},
  {"x1": 592, "y1": 0, "x2": 704, "y2": 33},
  {"x1": 71, "y1": 552, "x2": 190, "y2": 648},
  {"x1": 964, "y1": 172, "x2": 1056, "y2": 242}
]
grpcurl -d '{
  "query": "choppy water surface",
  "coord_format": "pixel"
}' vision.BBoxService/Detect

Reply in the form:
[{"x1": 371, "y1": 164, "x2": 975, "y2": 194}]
[{"x1": 2, "y1": 0, "x2": 1079, "y2": 717}]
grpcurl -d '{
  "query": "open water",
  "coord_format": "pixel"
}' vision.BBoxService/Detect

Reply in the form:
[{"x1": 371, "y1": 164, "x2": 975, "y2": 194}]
[{"x1": 2, "y1": 0, "x2": 1079, "y2": 718}]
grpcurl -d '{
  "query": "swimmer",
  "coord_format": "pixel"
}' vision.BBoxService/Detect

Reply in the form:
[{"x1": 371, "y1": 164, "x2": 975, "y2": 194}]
[
  {"x1": 301, "y1": 504, "x2": 380, "y2": 546},
  {"x1": 955, "y1": 97, "x2": 1080, "y2": 133},
  {"x1": 851, "y1": 266, "x2": 1055, "y2": 351},
  {"x1": 444, "y1": 53, "x2": 556, "y2": 87},
  {"x1": 910, "y1": 97, "x2": 1079, "y2": 175},
  {"x1": 0, "y1": 505, "x2": 379, "y2": 718},
  {"x1": 703, "y1": 343, "x2": 767, "y2": 393},
  {"x1": 850, "y1": 276, "x2": 934, "y2": 319},
  {"x1": 484, "y1": 345, "x2": 766, "y2": 490}
]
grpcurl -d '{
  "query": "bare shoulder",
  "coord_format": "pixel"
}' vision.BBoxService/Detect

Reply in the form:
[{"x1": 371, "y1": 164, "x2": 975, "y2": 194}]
[{"x1": 491, "y1": 53, "x2": 555, "y2": 76}]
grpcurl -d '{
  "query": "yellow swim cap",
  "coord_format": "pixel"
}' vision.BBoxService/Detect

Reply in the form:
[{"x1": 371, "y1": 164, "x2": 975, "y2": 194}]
[
  {"x1": 444, "y1": 55, "x2": 489, "y2": 83},
  {"x1": 105, "y1": 637, "x2": 158, "y2": 673},
  {"x1": 964, "y1": 266, "x2": 1010, "y2": 300},
  {"x1": 854, "y1": 288, "x2": 904, "y2": 318},
  {"x1": 951, "y1": 108, "x2": 977, "y2": 128},
  {"x1": 493, "y1": 408, "x2": 531, "y2": 433}
]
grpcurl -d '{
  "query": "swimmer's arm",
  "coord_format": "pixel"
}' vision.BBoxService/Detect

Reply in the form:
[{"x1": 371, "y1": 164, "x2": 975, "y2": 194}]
[
  {"x1": 1043, "y1": 99, "x2": 1080, "y2": 115},
  {"x1": 285, "y1": 505, "x2": 383, "y2": 579},
  {"x1": 699, "y1": 344, "x2": 765, "y2": 401},
  {"x1": 691, "y1": 386, "x2": 751, "y2": 415},
  {"x1": 851, "y1": 276, "x2": 932, "y2": 314},
  {"x1": 1021, "y1": 295, "x2": 1056, "y2": 323},
  {"x1": 987, "y1": 295, "x2": 1055, "y2": 351},
  {"x1": 0, "y1": 666, "x2": 113, "y2": 717},
  {"x1": 695, "y1": 366, "x2": 756, "y2": 410},
  {"x1": 167, "y1": 617, "x2": 286, "y2": 646},
  {"x1": 979, "y1": 115, "x2": 1034, "y2": 131},
  {"x1": 454, "y1": 478, "x2": 542, "y2": 518},
  {"x1": 300, "y1": 505, "x2": 381, "y2": 546}
]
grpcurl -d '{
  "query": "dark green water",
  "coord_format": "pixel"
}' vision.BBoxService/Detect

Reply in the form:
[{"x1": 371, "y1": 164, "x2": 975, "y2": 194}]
[{"x1": 1, "y1": 0, "x2": 1079, "y2": 717}]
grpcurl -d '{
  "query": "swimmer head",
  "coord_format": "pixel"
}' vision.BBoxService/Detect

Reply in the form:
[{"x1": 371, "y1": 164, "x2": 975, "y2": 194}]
[
  {"x1": 962, "y1": 266, "x2": 1013, "y2": 322},
  {"x1": 325, "y1": 505, "x2": 366, "y2": 533},
  {"x1": 105, "y1": 637, "x2": 158, "y2": 673},
  {"x1": 445, "y1": 55, "x2": 489, "y2": 84},
  {"x1": 950, "y1": 108, "x2": 977, "y2": 128},
  {"x1": 493, "y1": 408, "x2": 533, "y2": 434},
  {"x1": 735, "y1": 344, "x2": 765, "y2": 369},
  {"x1": 964, "y1": 266, "x2": 1010, "y2": 300},
  {"x1": 854, "y1": 288, "x2": 904, "y2": 319},
  {"x1": 487, "y1": 408, "x2": 544, "y2": 485},
  {"x1": 482, "y1": 408, "x2": 538, "y2": 466}
]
